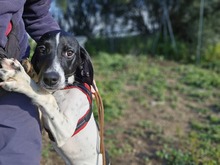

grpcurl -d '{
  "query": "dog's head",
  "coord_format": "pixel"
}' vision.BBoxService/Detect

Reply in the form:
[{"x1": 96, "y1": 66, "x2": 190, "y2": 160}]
[{"x1": 31, "y1": 30, "x2": 93, "y2": 91}]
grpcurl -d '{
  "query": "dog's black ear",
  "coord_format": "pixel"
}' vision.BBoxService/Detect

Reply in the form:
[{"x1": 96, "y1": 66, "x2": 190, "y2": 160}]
[
  {"x1": 75, "y1": 46, "x2": 94, "y2": 85},
  {"x1": 31, "y1": 48, "x2": 40, "y2": 74}
]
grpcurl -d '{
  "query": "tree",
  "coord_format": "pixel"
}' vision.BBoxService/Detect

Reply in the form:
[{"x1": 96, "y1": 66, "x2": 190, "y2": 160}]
[
  {"x1": 52, "y1": 0, "x2": 220, "y2": 44},
  {"x1": 53, "y1": 0, "x2": 153, "y2": 37}
]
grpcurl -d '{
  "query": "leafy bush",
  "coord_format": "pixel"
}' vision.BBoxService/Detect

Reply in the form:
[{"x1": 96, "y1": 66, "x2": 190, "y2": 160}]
[
  {"x1": 201, "y1": 42, "x2": 220, "y2": 73},
  {"x1": 204, "y1": 42, "x2": 220, "y2": 62},
  {"x1": 86, "y1": 35, "x2": 152, "y2": 56},
  {"x1": 86, "y1": 35, "x2": 197, "y2": 63}
]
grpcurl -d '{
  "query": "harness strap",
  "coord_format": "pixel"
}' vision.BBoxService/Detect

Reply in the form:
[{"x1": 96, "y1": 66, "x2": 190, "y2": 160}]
[
  {"x1": 45, "y1": 83, "x2": 92, "y2": 142},
  {"x1": 64, "y1": 82, "x2": 93, "y2": 137}
]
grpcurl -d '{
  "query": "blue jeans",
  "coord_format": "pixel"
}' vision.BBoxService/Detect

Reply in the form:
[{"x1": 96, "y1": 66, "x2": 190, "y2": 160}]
[{"x1": 0, "y1": 91, "x2": 42, "y2": 165}]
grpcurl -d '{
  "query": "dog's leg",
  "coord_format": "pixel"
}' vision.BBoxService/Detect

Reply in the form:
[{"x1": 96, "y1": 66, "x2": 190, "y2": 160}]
[{"x1": 0, "y1": 58, "x2": 75, "y2": 147}]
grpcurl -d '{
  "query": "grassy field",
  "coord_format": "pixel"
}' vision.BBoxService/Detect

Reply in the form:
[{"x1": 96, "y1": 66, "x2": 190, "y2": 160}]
[{"x1": 41, "y1": 53, "x2": 220, "y2": 165}]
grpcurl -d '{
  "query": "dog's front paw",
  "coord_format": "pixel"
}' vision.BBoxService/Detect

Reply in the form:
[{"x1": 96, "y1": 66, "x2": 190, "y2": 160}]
[
  {"x1": 0, "y1": 58, "x2": 31, "y2": 92},
  {"x1": 0, "y1": 58, "x2": 24, "y2": 78}
]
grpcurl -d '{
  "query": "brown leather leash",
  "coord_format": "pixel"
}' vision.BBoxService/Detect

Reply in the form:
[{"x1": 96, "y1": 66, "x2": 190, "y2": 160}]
[{"x1": 92, "y1": 82, "x2": 106, "y2": 165}]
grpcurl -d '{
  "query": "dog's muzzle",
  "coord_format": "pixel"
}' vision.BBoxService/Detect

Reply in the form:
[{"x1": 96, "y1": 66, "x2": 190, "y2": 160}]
[{"x1": 43, "y1": 71, "x2": 60, "y2": 86}]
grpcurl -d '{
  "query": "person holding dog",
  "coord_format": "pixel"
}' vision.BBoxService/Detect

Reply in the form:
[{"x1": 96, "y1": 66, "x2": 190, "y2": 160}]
[{"x1": 0, "y1": 0, "x2": 60, "y2": 164}]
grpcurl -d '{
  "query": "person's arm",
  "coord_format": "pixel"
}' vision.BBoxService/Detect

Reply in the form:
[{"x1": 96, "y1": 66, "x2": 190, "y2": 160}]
[
  {"x1": 23, "y1": 0, "x2": 60, "y2": 42},
  {"x1": 0, "y1": 0, "x2": 23, "y2": 48}
]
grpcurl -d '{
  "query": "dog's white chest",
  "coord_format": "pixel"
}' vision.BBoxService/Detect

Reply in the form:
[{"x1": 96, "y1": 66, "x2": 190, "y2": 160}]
[
  {"x1": 50, "y1": 88, "x2": 102, "y2": 164},
  {"x1": 53, "y1": 89, "x2": 88, "y2": 117},
  {"x1": 53, "y1": 89, "x2": 77, "y2": 112}
]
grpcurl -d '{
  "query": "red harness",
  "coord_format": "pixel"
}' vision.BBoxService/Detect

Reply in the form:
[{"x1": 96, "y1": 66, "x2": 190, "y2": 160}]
[
  {"x1": 64, "y1": 83, "x2": 93, "y2": 136},
  {"x1": 45, "y1": 83, "x2": 92, "y2": 141}
]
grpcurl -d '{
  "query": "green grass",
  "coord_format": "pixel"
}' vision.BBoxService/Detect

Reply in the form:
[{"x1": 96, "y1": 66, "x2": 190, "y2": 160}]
[
  {"x1": 178, "y1": 65, "x2": 220, "y2": 89},
  {"x1": 91, "y1": 52, "x2": 220, "y2": 164}
]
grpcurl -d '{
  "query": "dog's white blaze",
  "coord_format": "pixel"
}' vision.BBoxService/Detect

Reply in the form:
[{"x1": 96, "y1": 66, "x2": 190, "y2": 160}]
[
  {"x1": 46, "y1": 55, "x2": 66, "y2": 88},
  {"x1": 55, "y1": 32, "x2": 60, "y2": 49}
]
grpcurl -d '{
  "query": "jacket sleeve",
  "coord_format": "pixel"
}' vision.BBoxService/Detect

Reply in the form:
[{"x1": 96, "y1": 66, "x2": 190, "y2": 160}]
[
  {"x1": 23, "y1": 0, "x2": 60, "y2": 42},
  {"x1": 0, "y1": 0, "x2": 24, "y2": 48}
]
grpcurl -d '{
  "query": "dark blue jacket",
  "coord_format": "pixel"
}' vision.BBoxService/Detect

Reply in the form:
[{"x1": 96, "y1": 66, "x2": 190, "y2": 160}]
[
  {"x1": 0, "y1": 1, "x2": 60, "y2": 164},
  {"x1": 0, "y1": 0, "x2": 60, "y2": 60}
]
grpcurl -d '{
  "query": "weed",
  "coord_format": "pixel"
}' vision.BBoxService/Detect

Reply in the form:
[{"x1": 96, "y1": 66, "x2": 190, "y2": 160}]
[
  {"x1": 42, "y1": 143, "x2": 52, "y2": 158},
  {"x1": 106, "y1": 138, "x2": 133, "y2": 157},
  {"x1": 208, "y1": 115, "x2": 220, "y2": 124},
  {"x1": 188, "y1": 132, "x2": 220, "y2": 164},
  {"x1": 178, "y1": 65, "x2": 220, "y2": 89},
  {"x1": 188, "y1": 89, "x2": 213, "y2": 101},
  {"x1": 156, "y1": 145, "x2": 195, "y2": 165}
]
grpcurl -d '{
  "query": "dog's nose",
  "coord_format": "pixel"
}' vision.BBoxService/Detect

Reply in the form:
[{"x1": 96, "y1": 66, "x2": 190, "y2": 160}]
[{"x1": 43, "y1": 72, "x2": 60, "y2": 86}]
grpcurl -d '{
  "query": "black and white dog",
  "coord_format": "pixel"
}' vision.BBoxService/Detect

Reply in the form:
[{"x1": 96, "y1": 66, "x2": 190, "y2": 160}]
[{"x1": 0, "y1": 30, "x2": 109, "y2": 165}]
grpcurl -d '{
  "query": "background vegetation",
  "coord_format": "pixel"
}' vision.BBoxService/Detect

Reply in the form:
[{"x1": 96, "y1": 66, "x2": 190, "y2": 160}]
[
  {"x1": 52, "y1": 0, "x2": 220, "y2": 64},
  {"x1": 40, "y1": 0, "x2": 220, "y2": 164}
]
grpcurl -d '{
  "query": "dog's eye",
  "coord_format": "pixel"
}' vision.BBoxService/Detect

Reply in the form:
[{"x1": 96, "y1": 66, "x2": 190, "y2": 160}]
[
  {"x1": 38, "y1": 45, "x2": 46, "y2": 54},
  {"x1": 65, "y1": 50, "x2": 74, "y2": 58}
]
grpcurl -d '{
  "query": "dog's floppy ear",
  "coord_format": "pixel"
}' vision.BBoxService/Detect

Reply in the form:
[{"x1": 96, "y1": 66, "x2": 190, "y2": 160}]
[
  {"x1": 75, "y1": 46, "x2": 94, "y2": 85},
  {"x1": 31, "y1": 48, "x2": 40, "y2": 74}
]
